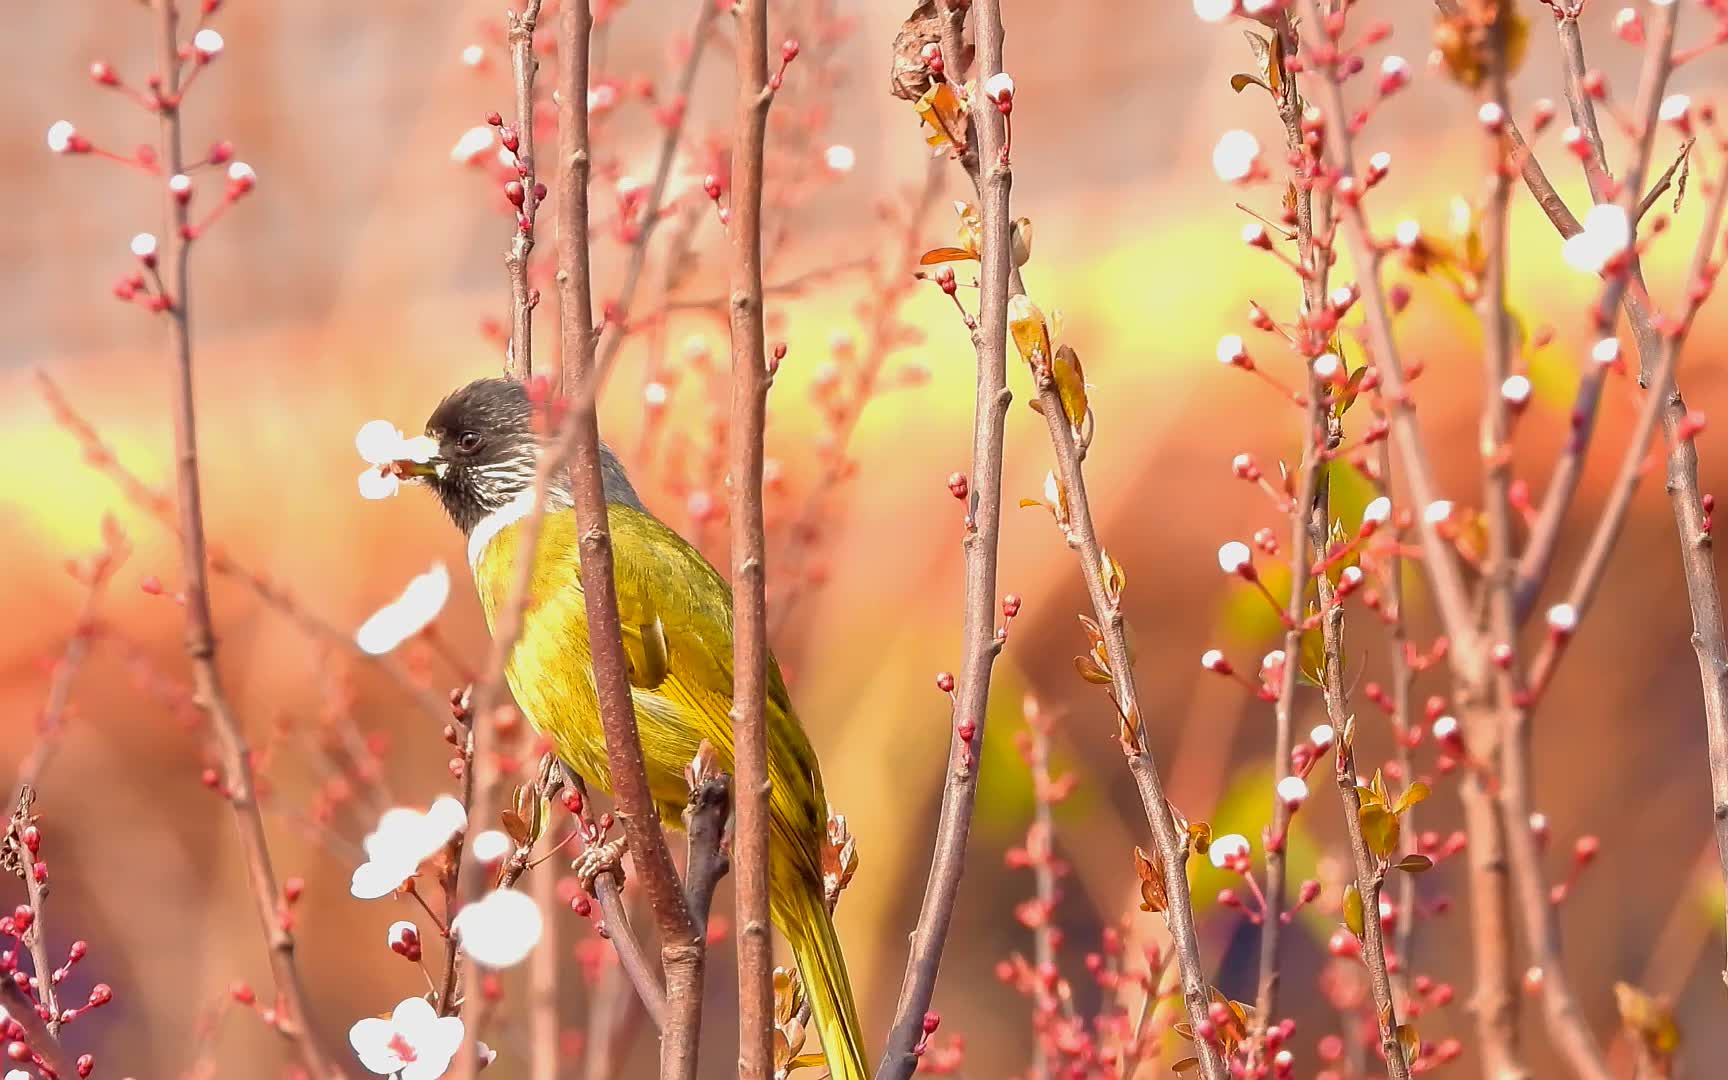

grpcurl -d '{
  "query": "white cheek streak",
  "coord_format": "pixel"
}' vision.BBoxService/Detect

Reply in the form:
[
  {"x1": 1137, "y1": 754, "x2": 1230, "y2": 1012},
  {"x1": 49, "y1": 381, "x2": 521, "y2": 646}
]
[{"x1": 468, "y1": 489, "x2": 537, "y2": 569}]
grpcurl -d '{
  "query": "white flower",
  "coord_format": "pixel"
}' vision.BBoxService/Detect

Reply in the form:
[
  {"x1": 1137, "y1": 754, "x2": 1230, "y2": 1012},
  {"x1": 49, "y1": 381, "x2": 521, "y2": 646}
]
[
  {"x1": 1201, "y1": 649, "x2": 1228, "y2": 672},
  {"x1": 46, "y1": 120, "x2": 77, "y2": 153},
  {"x1": 358, "y1": 467, "x2": 400, "y2": 501},
  {"x1": 1381, "y1": 55, "x2": 1410, "y2": 82},
  {"x1": 1502, "y1": 374, "x2": 1532, "y2": 405},
  {"x1": 1659, "y1": 93, "x2": 1691, "y2": 124},
  {"x1": 1477, "y1": 102, "x2": 1506, "y2": 129},
  {"x1": 1432, "y1": 714, "x2": 1460, "y2": 742},
  {"x1": 193, "y1": 28, "x2": 224, "y2": 56},
  {"x1": 1394, "y1": 219, "x2": 1422, "y2": 248},
  {"x1": 451, "y1": 124, "x2": 496, "y2": 165},
  {"x1": 1193, "y1": 0, "x2": 1235, "y2": 22},
  {"x1": 1424, "y1": 500, "x2": 1454, "y2": 525},
  {"x1": 1592, "y1": 337, "x2": 1622, "y2": 365},
  {"x1": 1208, "y1": 833, "x2": 1252, "y2": 870},
  {"x1": 453, "y1": 888, "x2": 544, "y2": 968},
  {"x1": 350, "y1": 997, "x2": 464, "y2": 1080},
  {"x1": 1310, "y1": 723, "x2": 1335, "y2": 749},
  {"x1": 227, "y1": 161, "x2": 257, "y2": 185},
  {"x1": 1312, "y1": 352, "x2": 1343, "y2": 382},
  {"x1": 7, "y1": 1072, "x2": 31, "y2": 1080},
  {"x1": 1547, "y1": 603, "x2": 1578, "y2": 633},
  {"x1": 461, "y1": 44, "x2": 485, "y2": 67},
  {"x1": 355, "y1": 420, "x2": 437, "y2": 502},
  {"x1": 169, "y1": 173, "x2": 193, "y2": 196},
  {"x1": 1261, "y1": 649, "x2": 1286, "y2": 673},
  {"x1": 387, "y1": 920, "x2": 420, "y2": 953},
  {"x1": 823, "y1": 144, "x2": 856, "y2": 173},
  {"x1": 1212, "y1": 130, "x2": 1260, "y2": 183},
  {"x1": 350, "y1": 796, "x2": 468, "y2": 899},
  {"x1": 1216, "y1": 334, "x2": 1246, "y2": 366},
  {"x1": 356, "y1": 563, "x2": 452, "y2": 656},
  {"x1": 471, "y1": 830, "x2": 512, "y2": 863},
  {"x1": 1562, "y1": 204, "x2": 1631, "y2": 273},
  {"x1": 1362, "y1": 497, "x2": 1392, "y2": 527},
  {"x1": 644, "y1": 381, "x2": 670, "y2": 407},
  {"x1": 983, "y1": 72, "x2": 1015, "y2": 103},
  {"x1": 1241, "y1": 222, "x2": 1268, "y2": 247},
  {"x1": 1217, "y1": 541, "x2": 1252, "y2": 575},
  {"x1": 1276, "y1": 776, "x2": 1309, "y2": 807},
  {"x1": 130, "y1": 233, "x2": 158, "y2": 258}
]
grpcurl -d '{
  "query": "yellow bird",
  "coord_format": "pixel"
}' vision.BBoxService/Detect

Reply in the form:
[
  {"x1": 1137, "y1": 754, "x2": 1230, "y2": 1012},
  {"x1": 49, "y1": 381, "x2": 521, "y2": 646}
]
[{"x1": 395, "y1": 377, "x2": 866, "y2": 1079}]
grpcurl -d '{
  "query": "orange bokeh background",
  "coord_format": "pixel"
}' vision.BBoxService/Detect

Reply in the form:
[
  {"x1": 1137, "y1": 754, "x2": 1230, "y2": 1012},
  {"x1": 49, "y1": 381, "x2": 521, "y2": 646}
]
[{"x1": 9, "y1": 1, "x2": 1728, "y2": 1076}]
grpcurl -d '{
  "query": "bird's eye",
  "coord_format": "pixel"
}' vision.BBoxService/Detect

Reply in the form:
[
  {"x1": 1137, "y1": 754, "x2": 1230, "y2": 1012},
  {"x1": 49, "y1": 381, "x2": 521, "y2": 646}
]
[{"x1": 456, "y1": 431, "x2": 483, "y2": 454}]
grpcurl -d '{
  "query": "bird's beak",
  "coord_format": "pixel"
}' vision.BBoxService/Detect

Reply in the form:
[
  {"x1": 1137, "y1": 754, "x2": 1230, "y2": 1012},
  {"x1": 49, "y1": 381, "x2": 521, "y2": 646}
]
[{"x1": 388, "y1": 458, "x2": 442, "y2": 480}]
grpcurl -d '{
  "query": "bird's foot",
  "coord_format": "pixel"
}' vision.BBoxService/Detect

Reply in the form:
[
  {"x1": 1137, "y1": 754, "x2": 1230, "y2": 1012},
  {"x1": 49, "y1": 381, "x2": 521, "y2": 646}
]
[{"x1": 573, "y1": 835, "x2": 628, "y2": 893}]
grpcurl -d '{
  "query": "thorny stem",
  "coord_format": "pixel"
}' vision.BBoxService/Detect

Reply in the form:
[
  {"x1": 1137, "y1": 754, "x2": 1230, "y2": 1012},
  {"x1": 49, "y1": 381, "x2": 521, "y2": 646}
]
[
  {"x1": 151, "y1": 3, "x2": 339, "y2": 1075},
  {"x1": 1253, "y1": 7, "x2": 1333, "y2": 1043},
  {"x1": 554, "y1": 4, "x2": 706, "y2": 1079},
  {"x1": 875, "y1": 3, "x2": 1013, "y2": 1076},
  {"x1": 727, "y1": 0, "x2": 776, "y2": 1073}
]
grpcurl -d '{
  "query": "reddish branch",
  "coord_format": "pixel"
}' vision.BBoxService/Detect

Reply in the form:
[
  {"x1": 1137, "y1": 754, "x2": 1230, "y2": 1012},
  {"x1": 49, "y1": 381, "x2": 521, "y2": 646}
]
[
  {"x1": 727, "y1": 0, "x2": 776, "y2": 1073},
  {"x1": 1253, "y1": 8, "x2": 1333, "y2": 1037},
  {"x1": 876, "y1": 4, "x2": 1013, "y2": 1076},
  {"x1": 505, "y1": 1, "x2": 546, "y2": 387},
  {"x1": 149, "y1": 2, "x2": 338, "y2": 1076},
  {"x1": 593, "y1": 0, "x2": 722, "y2": 387},
  {"x1": 554, "y1": 3, "x2": 707, "y2": 1078}
]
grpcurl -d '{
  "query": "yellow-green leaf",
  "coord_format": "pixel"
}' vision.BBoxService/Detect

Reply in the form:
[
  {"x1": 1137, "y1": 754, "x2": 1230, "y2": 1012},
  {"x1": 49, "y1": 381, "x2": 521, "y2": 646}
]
[
  {"x1": 1395, "y1": 781, "x2": 1431, "y2": 815},
  {"x1": 1343, "y1": 883, "x2": 1364, "y2": 937},
  {"x1": 1052, "y1": 344, "x2": 1087, "y2": 433},
  {"x1": 1361, "y1": 803, "x2": 1400, "y2": 861}
]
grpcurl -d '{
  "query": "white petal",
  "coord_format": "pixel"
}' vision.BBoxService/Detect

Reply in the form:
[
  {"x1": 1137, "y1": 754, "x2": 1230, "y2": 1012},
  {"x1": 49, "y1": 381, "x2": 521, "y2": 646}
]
[
  {"x1": 358, "y1": 465, "x2": 400, "y2": 502},
  {"x1": 472, "y1": 830, "x2": 512, "y2": 863},
  {"x1": 451, "y1": 125, "x2": 496, "y2": 165},
  {"x1": 46, "y1": 120, "x2": 76, "y2": 153},
  {"x1": 349, "y1": 1015, "x2": 404, "y2": 1074},
  {"x1": 356, "y1": 419, "x2": 405, "y2": 464},
  {"x1": 349, "y1": 861, "x2": 405, "y2": 901},
  {"x1": 1208, "y1": 833, "x2": 1252, "y2": 870},
  {"x1": 426, "y1": 796, "x2": 470, "y2": 840},
  {"x1": 400, "y1": 434, "x2": 439, "y2": 463},
  {"x1": 454, "y1": 889, "x2": 544, "y2": 968}
]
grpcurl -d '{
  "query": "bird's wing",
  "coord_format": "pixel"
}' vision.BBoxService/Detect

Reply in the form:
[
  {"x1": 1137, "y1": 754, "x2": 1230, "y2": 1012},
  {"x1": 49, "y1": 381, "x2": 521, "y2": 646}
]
[{"x1": 607, "y1": 502, "x2": 828, "y2": 880}]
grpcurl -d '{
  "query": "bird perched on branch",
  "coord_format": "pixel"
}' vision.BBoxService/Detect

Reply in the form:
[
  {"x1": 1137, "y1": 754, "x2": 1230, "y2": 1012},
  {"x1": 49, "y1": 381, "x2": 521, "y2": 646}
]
[{"x1": 387, "y1": 376, "x2": 866, "y2": 1079}]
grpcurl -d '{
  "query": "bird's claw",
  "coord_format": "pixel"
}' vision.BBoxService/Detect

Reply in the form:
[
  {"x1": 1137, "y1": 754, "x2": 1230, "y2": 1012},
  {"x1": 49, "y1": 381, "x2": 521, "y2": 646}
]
[{"x1": 574, "y1": 836, "x2": 628, "y2": 893}]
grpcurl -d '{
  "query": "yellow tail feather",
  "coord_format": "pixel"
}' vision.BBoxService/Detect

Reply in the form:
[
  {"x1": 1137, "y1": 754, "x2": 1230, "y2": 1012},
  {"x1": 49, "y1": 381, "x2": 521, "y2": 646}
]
[{"x1": 782, "y1": 883, "x2": 867, "y2": 1080}]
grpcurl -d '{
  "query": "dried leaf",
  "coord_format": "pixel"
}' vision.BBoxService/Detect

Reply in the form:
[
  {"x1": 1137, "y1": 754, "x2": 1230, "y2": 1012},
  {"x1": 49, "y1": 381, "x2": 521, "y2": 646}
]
[
  {"x1": 1132, "y1": 845, "x2": 1168, "y2": 913},
  {"x1": 1008, "y1": 295, "x2": 1053, "y2": 375},
  {"x1": 1395, "y1": 1023, "x2": 1420, "y2": 1065},
  {"x1": 1394, "y1": 854, "x2": 1435, "y2": 874},
  {"x1": 1073, "y1": 654, "x2": 1113, "y2": 685},
  {"x1": 1011, "y1": 217, "x2": 1034, "y2": 267},
  {"x1": 1186, "y1": 820, "x2": 1213, "y2": 856},
  {"x1": 1434, "y1": 4, "x2": 1529, "y2": 89},
  {"x1": 1343, "y1": 883, "x2": 1365, "y2": 937},
  {"x1": 1360, "y1": 803, "x2": 1401, "y2": 862},
  {"x1": 822, "y1": 810, "x2": 860, "y2": 907},
  {"x1": 889, "y1": 0, "x2": 944, "y2": 101},
  {"x1": 914, "y1": 82, "x2": 969, "y2": 149},
  {"x1": 1173, "y1": 1057, "x2": 1201, "y2": 1073},
  {"x1": 1052, "y1": 344, "x2": 1088, "y2": 434},
  {"x1": 1231, "y1": 73, "x2": 1270, "y2": 94}
]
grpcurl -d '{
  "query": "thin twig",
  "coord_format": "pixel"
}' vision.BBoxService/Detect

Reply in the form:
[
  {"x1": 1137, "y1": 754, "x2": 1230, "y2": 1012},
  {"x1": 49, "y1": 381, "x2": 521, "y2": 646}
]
[
  {"x1": 594, "y1": 0, "x2": 721, "y2": 387},
  {"x1": 728, "y1": 0, "x2": 776, "y2": 1071},
  {"x1": 151, "y1": 3, "x2": 338, "y2": 1074},
  {"x1": 504, "y1": 1, "x2": 546, "y2": 386},
  {"x1": 683, "y1": 774, "x2": 732, "y2": 930},
  {"x1": 875, "y1": 5, "x2": 1013, "y2": 1076},
  {"x1": 1253, "y1": 7, "x2": 1333, "y2": 1041},
  {"x1": 7, "y1": 789, "x2": 61, "y2": 1039}
]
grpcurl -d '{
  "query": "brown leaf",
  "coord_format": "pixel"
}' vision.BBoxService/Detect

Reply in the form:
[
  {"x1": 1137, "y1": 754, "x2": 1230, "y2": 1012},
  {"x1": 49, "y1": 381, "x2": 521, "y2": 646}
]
[
  {"x1": 1073, "y1": 654, "x2": 1113, "y2": 685},
  {"x1": 1186, "y1": 820, "x2": 1213, "y2": 857},
  {"x1": 822, "y1": 810, "x2": 860, "y2": 908},
  {"x1": 889, "y1": 1, "x2": 944, "y2": 102},
  {"x1": 1395, "y1": 1023, "x2": 1420, "y2": 1065},
  {"x1": 1616, "y1": 981, "x2": 1680, "y2": 1063},
  {"x1": 1231, "y1": 73, "x2": 1270, "y2": 94},
  {"x1": 1132, "y1": 845, "x2": 1168, "y2": 913},
  {"x1": 1394, "y1": 854, "x2": 1435, "y2": 874},
  {"x1": 1011, "y1": 217, "x2": 1034, "y2": 267},
  {"x1": 1101, "y1": 548, "x2": 1126, "y2": 605},
  {"x1": 1173, "y1": 1057, "x2": 1201, "y2": 1074}
]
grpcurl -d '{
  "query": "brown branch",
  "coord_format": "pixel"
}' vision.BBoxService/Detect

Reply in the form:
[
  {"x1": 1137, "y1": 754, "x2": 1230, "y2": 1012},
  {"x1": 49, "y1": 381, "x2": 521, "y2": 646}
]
[
  {"x1": 728, "y1": 1, "x2": 776, "y2": 1072},
  {"x1": 504, "y1": 1, "x2": 546, "y2": 387},
  {"x1": 875, "y1": 5, "x2": 1013, "y2": 1076},
  {"x1": 1313, "y1": 509, "x2": 1411, "y2": 1080},
  {"x1": 0, "y1": 978, "x2": 74, "y2": 1080},
  {"x1": 1253, "y1": 7, "x2": 1333, "y2": 1040},
  {"x1": 554, "y1": 4, "x2": 706, "y2": 1078},
  {"x1": 593, "y1": 0, "x2": 721, "y2": 387},
  {"x1": 682, "y1": 774, "x2": 732, "y2": 930},
  {"x1": 151, "y1": 4, "x2": 340, "y2": 1076},
  {"x1": 1380, "y1": 442, "x2": 1421, "y2": 984}
]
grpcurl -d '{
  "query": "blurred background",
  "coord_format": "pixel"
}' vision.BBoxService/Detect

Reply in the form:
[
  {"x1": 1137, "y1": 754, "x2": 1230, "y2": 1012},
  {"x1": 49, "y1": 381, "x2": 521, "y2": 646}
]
[{"x1": 9, "y1": 1, "x2": 1728, "y2": 1076}]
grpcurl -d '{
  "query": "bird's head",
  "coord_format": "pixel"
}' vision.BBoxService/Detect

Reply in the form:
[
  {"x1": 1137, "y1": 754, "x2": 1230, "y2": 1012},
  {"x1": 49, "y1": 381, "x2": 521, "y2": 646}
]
[{"x1": 389, "y1": 376, "x2": 642, "y2": 534}]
